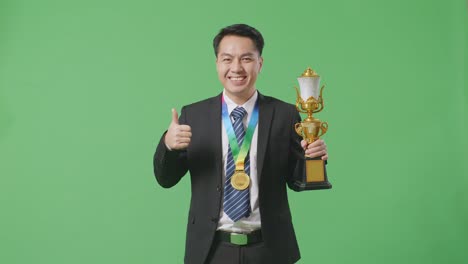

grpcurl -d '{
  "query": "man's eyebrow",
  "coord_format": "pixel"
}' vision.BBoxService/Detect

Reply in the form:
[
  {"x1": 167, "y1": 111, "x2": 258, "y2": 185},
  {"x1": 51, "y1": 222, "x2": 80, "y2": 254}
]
[
  {"x1": 241, "y1": 52, "x2": 255, "y2": 57},
  {"x1": 218, "y1": 52, "x2": 256, "y2": 57},
  {"x1": 218, "y1": 53, "x2": 233, "y2": 57}
]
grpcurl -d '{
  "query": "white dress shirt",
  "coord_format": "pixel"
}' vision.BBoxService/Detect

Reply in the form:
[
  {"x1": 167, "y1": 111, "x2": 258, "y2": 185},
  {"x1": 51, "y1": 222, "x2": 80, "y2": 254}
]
[{"x1": 217, "y1": 90, "x2": 261, "y2": 234}]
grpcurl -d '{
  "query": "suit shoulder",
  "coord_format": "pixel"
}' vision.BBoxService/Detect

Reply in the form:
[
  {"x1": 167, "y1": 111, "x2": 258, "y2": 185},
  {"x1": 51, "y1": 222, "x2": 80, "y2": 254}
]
[
  {"x1": 261, "y1": 94, "x2": 296, "y2": 112},
  {"x1": 181, "y1": 94, "x2": 220, "y2": 112}
]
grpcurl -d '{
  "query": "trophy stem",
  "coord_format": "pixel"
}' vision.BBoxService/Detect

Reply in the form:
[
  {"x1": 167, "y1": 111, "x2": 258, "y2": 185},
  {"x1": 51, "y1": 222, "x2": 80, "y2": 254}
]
[{"x1": 305, "y1": 111, "x2": 314, "y2": 123}]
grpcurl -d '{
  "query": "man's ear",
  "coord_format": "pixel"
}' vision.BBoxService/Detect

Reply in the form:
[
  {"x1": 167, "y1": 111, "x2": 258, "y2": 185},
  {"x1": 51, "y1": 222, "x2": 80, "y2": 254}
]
[{"x1": 259, "y1": 57, "x2": 264, "y2": 72}]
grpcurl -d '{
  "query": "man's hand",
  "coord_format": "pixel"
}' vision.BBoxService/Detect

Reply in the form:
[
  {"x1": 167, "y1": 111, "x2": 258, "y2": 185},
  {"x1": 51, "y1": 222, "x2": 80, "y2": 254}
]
[
  {"x1": 301, "y1": 139, "x2": 328, "y2": 160},
  {"x1": 164, "y1": 109, "x2": 192, "y2": 150}
]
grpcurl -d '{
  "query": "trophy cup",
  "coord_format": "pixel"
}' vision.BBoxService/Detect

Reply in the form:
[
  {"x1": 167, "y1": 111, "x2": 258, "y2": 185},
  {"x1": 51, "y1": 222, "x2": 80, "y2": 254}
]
[{"x1": 291, "y1": 67, "x2": 332, "y2": 191}]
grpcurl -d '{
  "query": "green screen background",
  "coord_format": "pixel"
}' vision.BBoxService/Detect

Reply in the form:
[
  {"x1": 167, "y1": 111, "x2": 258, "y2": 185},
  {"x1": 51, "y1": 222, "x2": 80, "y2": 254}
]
[{"x1": 1, "y1": 0, "x2": 466, "y2": 263}]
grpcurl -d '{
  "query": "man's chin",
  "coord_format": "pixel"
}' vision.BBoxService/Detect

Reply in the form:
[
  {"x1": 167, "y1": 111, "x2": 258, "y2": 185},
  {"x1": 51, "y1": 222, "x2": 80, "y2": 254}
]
[
  {"x1": 225, "y1": 87, "x2": 249, "y2": 94},
  {"x1": 224, "y1": 87, "x2": 256, "y2": 98}
]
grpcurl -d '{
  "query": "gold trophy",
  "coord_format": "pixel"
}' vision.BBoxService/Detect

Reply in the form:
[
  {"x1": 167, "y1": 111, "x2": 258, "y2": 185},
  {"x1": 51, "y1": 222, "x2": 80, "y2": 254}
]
[{"x1": 291, "y1": 67, "x2": 332, "y2": 191}]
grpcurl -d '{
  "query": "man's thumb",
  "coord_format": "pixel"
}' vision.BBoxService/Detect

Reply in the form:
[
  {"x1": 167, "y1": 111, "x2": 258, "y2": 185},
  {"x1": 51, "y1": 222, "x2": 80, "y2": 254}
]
[{"x1": 171, "y1": 108, "x2": 179, "y2": 125}]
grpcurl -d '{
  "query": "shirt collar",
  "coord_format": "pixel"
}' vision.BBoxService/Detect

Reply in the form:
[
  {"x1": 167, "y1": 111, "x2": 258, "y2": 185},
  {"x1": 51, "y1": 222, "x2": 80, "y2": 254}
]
[{"x1": 222, "y1": 89, "x2": 258, "y2": 117}]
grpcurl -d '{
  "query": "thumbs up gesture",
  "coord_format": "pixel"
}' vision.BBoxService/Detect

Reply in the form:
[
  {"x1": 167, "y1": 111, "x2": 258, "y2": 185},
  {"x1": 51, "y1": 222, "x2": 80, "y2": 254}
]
[{"x1": 164, "y1": 109, "x2": 192, "y2": 150}]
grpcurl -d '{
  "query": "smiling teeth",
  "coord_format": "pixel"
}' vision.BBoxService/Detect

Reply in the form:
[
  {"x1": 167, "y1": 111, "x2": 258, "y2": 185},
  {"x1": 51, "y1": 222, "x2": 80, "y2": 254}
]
[{"x1": 231, "y1": 77, "x2": 245, "y2": 81}]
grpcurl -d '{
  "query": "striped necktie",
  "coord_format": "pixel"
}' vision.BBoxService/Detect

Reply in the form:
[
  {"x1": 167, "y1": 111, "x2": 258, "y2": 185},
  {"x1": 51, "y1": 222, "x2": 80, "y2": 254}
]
[{"x1": 223, "y1": 106, "x2": 251, "y2": 222}]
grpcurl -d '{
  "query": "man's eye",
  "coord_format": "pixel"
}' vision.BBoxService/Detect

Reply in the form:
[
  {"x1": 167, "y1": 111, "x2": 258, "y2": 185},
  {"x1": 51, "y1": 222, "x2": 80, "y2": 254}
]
[
  {"x1": 223, "y1": 58, "x2": 231, "y2": 62},
  {"x1": 242, "y1": 57, "x2": 252, "y2": 62}
]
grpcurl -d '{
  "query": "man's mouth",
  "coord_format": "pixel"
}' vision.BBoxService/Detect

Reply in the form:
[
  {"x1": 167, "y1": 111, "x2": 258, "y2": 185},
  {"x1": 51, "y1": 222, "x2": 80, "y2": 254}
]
[{"x1": 229, "y1": 76, "x2": 247, "y2": 81}]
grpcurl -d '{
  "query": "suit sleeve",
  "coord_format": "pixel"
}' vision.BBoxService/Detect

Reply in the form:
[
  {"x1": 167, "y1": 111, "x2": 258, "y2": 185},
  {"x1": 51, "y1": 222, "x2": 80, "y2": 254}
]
[
  {"x1": 153, "y1": 106, "x2": 189, "y2": 188},
  {"x1": 286, "y1": 106, "x2": 304, "y2": 190}
]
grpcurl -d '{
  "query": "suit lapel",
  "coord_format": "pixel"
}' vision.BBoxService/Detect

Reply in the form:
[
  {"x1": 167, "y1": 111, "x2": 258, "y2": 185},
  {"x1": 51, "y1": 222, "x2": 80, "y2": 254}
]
[{"x1": 256, "y1": 92, "x2": 273, "y2": 184}]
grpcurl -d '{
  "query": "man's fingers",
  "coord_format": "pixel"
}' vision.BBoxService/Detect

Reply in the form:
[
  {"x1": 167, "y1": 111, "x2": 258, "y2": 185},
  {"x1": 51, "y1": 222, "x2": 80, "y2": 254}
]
[
  {"x1": 176, "y1": 137, "x2": 191, "y2": 144},
  {"x1": 305, "y1": 145, "x2": 327, "y2": 158},
  {"x1": 300, "y1": 140, "x2": 308, "y2": 149},
  {"x1": 308, "y1": 148, "x2": 327, "y2": 155},
  {"x1": 306, "y1": 145, "x2": 326, "y2": 153},
  {"x1": 307, "y1": 139, "x2": 324, "y2": 147},
  {"x1": 171, "y1": 108, "x2": 179, "y2": 125},
  {"x1": 303, "y1": 139, "x2": 326, "y2": 150},
  {"x1": 167, "y1": 136, "x2": 191, "y2": 150},
  {"x1": 165, "y1": 110, "x2": 192, "y2": 151},
  {"x1": 177, "y1": 131, "x2": 192, "y2": 138},
  {"x1": 175, "y1": 143, "x2": 190, "y2": 149},
  {"x1": 178, "y1": 125, "x2": 191, "y2": 132}
]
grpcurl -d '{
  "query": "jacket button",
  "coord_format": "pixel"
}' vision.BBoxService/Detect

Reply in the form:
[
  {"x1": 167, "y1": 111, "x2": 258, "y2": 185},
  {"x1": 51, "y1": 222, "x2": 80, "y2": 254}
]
[
  {"x1": 216, "y1": 186, "x2": 221, "y2": 192},
  {"x1": 211, "y1": 217, "x2": 218, "y2": 222}
]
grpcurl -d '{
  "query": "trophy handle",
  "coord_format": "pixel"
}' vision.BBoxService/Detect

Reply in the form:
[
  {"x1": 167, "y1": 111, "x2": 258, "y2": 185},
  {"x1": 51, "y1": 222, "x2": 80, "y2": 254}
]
[
  {"x1": 318, "y1": 122, "x2": 328, "y2": 137},
  {"x1": 295, "y1": 101, "x2": 308, "y2": 114},
  {"x1": 294, "y1": 123, "x2": 304, "y2": 137},
  {"x1": 295, "y1": 86, "x2": 302, "y2": 100},
  {"x1": 313, "y1": 85, "x2": 325, "y2": 113}
]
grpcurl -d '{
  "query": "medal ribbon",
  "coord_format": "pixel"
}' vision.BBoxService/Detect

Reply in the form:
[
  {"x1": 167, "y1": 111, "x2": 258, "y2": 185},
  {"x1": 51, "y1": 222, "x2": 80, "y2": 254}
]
[{"x1": 222, "y1": 96, "x2": 259, "y2": 171}]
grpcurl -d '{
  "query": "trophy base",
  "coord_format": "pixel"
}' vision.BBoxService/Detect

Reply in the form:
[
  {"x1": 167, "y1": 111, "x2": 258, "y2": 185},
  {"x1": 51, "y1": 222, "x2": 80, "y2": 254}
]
[{"x1": 291, "y1": 157, "x2": 332, "y2": 191}]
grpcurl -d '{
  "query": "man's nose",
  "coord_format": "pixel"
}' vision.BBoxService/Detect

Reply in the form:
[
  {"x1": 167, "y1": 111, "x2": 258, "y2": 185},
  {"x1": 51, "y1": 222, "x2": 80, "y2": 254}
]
[{"x1": 230, "y1": 59, "x2": 243, "y2": 72}]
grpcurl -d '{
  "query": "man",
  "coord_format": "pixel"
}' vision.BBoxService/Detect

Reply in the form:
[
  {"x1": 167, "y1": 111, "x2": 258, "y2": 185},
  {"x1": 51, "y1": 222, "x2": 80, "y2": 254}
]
[{"x1": 153, "y1": 24, "x2": 328, "y2": 264}]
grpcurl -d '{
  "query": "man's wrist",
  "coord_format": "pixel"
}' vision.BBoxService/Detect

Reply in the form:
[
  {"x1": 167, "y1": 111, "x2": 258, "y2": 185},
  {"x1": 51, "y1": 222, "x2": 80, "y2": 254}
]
[
  {"x1": 163, "y1": 131, "x2": 173, "y2": 151},
  {"x1": 165, "y1": 142, "x2": 173, "y2": 151}
]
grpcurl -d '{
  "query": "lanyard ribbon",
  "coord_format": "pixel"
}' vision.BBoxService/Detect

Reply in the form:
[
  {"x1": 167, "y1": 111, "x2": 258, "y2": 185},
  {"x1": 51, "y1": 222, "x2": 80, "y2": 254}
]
[{"x1": 221, "y1": 96, "x2": 259, "y2": 172}]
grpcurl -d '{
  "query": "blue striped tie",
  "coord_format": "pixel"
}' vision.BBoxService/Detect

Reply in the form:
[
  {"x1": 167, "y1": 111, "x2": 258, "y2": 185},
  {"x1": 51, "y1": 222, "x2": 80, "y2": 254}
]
[{"x1": 224, "y1": 106, "x2": 250, "y2": 222}]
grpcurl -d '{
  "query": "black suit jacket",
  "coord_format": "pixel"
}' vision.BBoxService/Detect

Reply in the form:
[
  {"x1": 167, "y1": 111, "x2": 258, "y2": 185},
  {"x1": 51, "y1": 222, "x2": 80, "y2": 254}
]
[{"x1": 153, "y1": 92, "x2": 304, "y2": 264}]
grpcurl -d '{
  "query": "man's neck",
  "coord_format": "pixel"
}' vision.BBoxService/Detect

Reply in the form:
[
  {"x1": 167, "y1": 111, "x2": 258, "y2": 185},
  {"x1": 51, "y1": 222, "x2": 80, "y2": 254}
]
[{"x1": 225, "y1": 88, "x2": 256, "y2": 105}]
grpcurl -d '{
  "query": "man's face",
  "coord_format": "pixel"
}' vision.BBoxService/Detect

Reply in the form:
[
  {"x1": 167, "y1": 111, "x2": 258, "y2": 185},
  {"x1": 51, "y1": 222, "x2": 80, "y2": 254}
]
[{"x1": 216, "y1": 35, "x2": 263, "y2": 100}]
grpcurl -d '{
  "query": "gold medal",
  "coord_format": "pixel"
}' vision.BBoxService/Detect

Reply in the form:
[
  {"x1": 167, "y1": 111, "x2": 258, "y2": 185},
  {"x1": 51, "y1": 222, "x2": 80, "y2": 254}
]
[{"x1": 231, "y1": 171, "x2": 250, "y2": 190}]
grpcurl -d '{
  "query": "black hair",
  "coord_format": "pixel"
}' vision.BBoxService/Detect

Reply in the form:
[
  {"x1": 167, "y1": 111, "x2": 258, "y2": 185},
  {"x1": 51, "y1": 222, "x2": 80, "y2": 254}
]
[{"x1": 213, "y1": 24, "x2": 264, "y2": 57}]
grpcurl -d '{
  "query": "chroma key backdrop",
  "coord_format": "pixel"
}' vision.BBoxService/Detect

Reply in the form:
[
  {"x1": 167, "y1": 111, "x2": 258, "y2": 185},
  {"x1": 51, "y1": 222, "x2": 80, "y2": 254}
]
[{"x1": 0, "y1": 0, "x2": 466, "y2": 263}]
